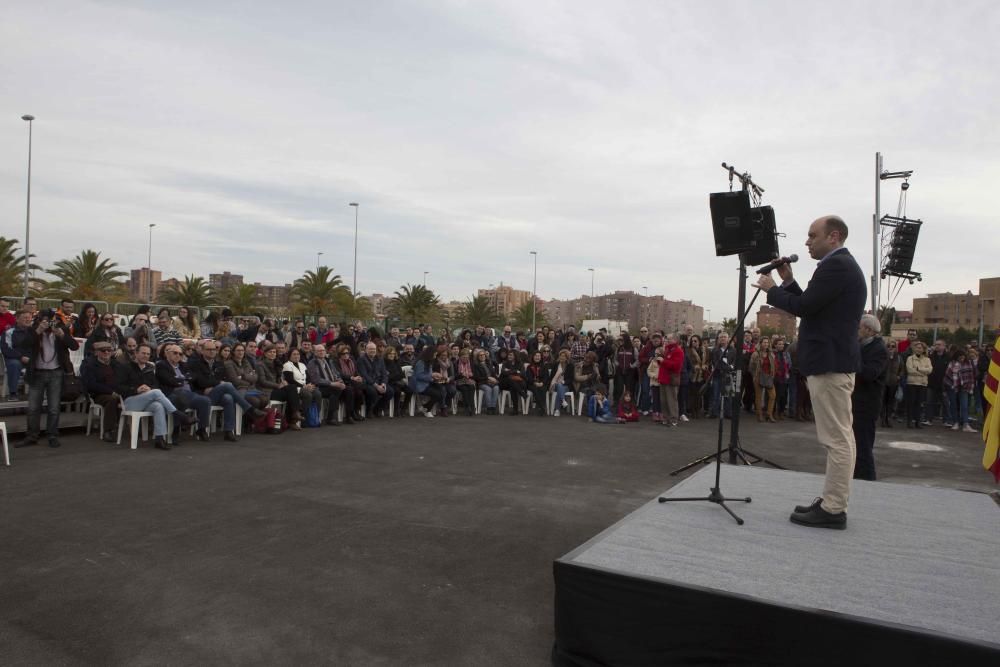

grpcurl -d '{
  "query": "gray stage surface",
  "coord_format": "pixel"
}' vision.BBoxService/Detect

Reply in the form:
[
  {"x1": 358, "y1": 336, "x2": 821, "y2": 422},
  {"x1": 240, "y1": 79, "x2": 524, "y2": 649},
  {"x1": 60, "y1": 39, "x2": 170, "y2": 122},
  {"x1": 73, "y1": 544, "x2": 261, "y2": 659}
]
[{"x1": 565, "y1": 465, "x2": 1000, "y2": 648}]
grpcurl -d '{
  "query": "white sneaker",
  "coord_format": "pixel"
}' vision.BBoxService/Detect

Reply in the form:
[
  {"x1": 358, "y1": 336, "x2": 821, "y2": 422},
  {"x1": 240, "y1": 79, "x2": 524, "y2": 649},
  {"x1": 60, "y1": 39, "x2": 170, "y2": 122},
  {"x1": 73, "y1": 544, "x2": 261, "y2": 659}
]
[
  {"x1": 679, "y1": 414, "x2": 689, "y2": 422},
  {"x1": 951, "y1": 424, "x2": 959, "y2": 431},
  {"x1": 424, "y1": 411, "x2": 435, "y2": 418},
  {"x1": 553, "y1": 409, "x2": 560, "y2": 417},
  {"x1": 963, "y1": 424, "x2": 976, "y2": 433}
]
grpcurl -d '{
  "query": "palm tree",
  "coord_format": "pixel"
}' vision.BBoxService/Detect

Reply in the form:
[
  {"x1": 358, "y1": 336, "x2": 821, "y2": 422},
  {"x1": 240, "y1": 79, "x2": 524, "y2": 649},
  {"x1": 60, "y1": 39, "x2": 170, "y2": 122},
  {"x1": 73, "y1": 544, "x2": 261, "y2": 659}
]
[
  {"x1": 341, "y1": 295, "x2": 375, "y2": 322},
  {"x1": 459, "y1": 295, "x2": 500, "y2": 328},
  {"x1": 389, "y1": 284, "x2": 440, "y2": 325},
  {"x1": 160, "y1": 275, "x2": 215, "y2": 308},
  {"x1": 510, "y1": 301, "x2": 546, "y2": 331},
  {"x1": 721, "y1": 317, "x2": 738, "y2": 334},
  {"x1": 877, "y1": 305, "x2": 896, "y2": 336},
  {"x1": 289, "y1": 266, "x2": 351, "y2": 316},
  {"x1": 223, "y1": 284, "x2": 263, "y2": 315},
  {"x1": 0, "y1": 236, "x2": 40, "y2": 296},
  {"x1": 41, "y1": 249, "x2": 127, "y2": 302}
]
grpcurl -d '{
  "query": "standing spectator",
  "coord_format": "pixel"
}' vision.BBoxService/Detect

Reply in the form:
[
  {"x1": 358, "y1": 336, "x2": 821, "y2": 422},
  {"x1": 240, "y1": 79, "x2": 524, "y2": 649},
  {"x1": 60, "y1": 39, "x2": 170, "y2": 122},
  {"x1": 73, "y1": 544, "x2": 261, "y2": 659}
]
[
  {"x1": 172, "y1": 306, "x2": 199, "y2": 340},
  {"x1": 18, "y1": 309, "x2": 80, "y2": 448},
  {"x1": 648, "y1": 345, "x2": 663, "y2": 422},
  {"x1": 881, "y1": 339, "x2": 904, "y2": 427},
  {"x1": 750, "y1": 337, "x2": 777, "y2": 422},
  {"x1": 925, "y1": 339, "x2": 951, "y2": 426},
  {"x1": 904, "y1": 341, "x2": 931, "y2": 428},
  {"x1": 81, "y1": 341, "x2": 122, "y2": 442},
  {"x1": 709, "y1": 333, "x2": 730, "y2": 418},
  {"x1": 686, "y1": 334, "x2": 708, "y2": 419},
  {"x1": 773, "y1": 339, "x2": 791, "y2": 420},
  {"x1": 658, "y1": 333, "x2": 685, "y2": 427},
  {"x1": 2, "y1": 309, "x2": 33, "y2": 400},
  {"x1": 72, "y1": 303, "x2": 99, "y2": 339},
  {"x1": 945, "y1": 349, "x2": 977, "y2": 433},
  {"x1": 852, "y1": 315, "x2": 888, "y2": 480},
  {"x1": 0, "y1": 297, "x2": 15, "y2": 336}
]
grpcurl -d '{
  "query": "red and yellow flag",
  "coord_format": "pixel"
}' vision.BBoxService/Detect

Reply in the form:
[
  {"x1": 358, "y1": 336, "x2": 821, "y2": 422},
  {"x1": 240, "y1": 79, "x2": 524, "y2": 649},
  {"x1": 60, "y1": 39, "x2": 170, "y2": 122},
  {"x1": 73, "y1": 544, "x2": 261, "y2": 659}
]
[{"x1": 983, "y1": 336, "x2": 1000, "y2": 482}]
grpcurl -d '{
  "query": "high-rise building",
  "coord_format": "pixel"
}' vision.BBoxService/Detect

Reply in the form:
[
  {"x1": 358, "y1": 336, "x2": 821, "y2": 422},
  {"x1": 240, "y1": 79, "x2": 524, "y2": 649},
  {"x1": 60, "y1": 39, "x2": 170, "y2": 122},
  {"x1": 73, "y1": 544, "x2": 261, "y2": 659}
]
[
  {"x1": 545, "y1": 290, "x2": 704, "y2": 334},
  {"x1": 363, "y1": 293, "x2": 389, "y2": 318},
  {"x1": 908, "y1": 277, "x2": 1000, "y2": 332},
  {"x1": 209, "y1": 272, "x2": 244, "y2": 293},
  {"x1": 252, "y1": 282, "x2": 291, "y2": 312},
  {"x1": 129, "y1": 268, "x2": 162, "y2": 302},
  {"x1": 477, "y1": 284, "x2": 533, "y2": 318},
  {"x1": 756, "y1": 305, "x2": 797, "y2": 338}
]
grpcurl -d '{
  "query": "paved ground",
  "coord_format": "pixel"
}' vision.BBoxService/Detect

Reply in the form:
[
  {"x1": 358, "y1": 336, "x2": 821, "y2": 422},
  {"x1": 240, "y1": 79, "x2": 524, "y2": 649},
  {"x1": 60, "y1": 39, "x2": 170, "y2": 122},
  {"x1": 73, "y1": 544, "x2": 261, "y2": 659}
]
[{"x1": 1, "y1": 411, "x2": 994, "y2": 666}]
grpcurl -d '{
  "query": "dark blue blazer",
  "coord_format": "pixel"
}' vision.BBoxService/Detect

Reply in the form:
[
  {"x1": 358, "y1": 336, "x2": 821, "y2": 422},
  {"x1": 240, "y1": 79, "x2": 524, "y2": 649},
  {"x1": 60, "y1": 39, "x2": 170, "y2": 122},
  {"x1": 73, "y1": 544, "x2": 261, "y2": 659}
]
[{"x1": 766, "y1": 248, "x2": 866, "y2": 377}]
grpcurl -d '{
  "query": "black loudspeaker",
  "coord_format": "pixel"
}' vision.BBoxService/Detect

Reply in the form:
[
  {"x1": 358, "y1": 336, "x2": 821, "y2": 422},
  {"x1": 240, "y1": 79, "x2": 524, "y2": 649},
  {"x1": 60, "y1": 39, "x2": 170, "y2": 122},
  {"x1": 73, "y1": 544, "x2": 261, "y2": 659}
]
[
  {"x1": 885, "y1": 223, "x2": 921, "y2": 274},
  {"x1": 710, "y1": 191, "x2": 753, "y2": 256},
  {"x1": 740, "y1": 206, "x2": 779, "y2": 266}
]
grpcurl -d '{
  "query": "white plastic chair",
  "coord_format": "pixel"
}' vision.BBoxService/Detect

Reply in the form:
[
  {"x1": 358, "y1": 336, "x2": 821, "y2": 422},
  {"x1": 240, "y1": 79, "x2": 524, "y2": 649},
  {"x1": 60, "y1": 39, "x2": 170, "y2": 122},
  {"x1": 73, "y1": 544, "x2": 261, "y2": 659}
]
[
  {"x1": 498, "y1": 390, "x2": 513, "y2": 415},
  {"x1": 473, "y1": 389, "x2": 485, "y2": 415},
  {"x1": 117, "y1": 404, "x2": 153, "y2": 450},
  {"x1": 86, "y1": 399, "x2": 106, "y2": 436},
  {"x1": 519, "y1": 393, "x2": 533, "y2": 416}
]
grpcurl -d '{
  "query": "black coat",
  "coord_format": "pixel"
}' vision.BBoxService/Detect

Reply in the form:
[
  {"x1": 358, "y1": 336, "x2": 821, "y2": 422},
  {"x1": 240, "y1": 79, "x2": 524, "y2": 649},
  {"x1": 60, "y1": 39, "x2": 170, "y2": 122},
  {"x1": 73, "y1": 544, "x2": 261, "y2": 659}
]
[
  {"x1": 766, "y1": 248, "x2": 866, "y2": 376},
  {"x1": 186, "y1": 354, "x2": 226, "y2": 391},
  {"x1": 116, "y1": 361, "x2": 160, "y2": 398},
  {"x1": 852, "y1": 337, "x2": 888, "y2": 420},
  {"x1": 155, "y1": 359, "x2": 192, "y2": 397}
]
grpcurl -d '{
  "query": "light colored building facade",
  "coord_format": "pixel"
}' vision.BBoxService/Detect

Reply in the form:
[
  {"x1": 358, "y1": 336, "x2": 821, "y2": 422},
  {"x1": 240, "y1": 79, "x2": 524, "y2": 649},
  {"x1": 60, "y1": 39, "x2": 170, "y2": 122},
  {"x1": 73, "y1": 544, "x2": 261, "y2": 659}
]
[
  {"x1": 477, "y1": 284, "x2": 533, "y2": 318},
  {"x1": 908, "y1": 277, "x2": 1000, "y2": 332},
  {"x1": 546, "y1": 290, "x2": 703, "y2": 334},
  {"x1": 129, "y1": 268, "x2": 162, "y2": 301}
]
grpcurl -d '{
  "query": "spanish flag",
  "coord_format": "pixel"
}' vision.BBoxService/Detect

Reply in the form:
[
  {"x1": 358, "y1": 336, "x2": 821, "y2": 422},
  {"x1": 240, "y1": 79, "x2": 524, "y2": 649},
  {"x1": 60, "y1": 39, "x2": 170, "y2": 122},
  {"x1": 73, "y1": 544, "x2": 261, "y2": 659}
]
[{"x1": 983, "y1": 336, "x2": 1000, "y2": 482}]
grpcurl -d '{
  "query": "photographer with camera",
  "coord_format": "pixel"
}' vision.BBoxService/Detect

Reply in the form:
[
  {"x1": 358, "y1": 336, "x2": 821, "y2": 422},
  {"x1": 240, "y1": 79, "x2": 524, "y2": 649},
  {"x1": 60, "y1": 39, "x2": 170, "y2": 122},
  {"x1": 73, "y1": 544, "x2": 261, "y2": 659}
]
[{"x1": 18, "y1": 308, "x2": 80, "y2": 448}]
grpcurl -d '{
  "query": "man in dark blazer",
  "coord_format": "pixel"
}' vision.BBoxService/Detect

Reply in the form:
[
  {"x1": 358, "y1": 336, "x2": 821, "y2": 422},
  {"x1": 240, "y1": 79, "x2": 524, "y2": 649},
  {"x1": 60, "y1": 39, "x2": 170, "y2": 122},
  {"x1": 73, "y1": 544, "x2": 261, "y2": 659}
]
[{"x1": 755, "y1": 215, "x2": 867, "y2": 529}]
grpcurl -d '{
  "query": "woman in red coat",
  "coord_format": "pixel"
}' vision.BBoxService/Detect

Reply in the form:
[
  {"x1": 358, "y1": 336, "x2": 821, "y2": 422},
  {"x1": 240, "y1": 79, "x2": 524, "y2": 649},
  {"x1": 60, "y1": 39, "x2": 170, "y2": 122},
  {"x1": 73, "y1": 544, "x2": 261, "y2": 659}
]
[{"x1": 657, "y1": 333, "x2": 685, "y2": 426}]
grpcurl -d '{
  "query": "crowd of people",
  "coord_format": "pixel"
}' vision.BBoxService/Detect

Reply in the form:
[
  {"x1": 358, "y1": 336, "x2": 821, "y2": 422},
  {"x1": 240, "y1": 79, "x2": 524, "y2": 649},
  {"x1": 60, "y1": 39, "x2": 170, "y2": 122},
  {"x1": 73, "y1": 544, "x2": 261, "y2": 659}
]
[{"x1": 0, "y1": 296, "x2": 994, "y2": 452}]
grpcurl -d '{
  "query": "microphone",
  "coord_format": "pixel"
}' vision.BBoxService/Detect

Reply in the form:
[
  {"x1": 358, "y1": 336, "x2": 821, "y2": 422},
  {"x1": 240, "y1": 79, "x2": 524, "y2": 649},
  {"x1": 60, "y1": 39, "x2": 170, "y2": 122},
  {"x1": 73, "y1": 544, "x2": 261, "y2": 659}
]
[{"x1": 755, "y1": 254, "x2": 799, "y2": 275}]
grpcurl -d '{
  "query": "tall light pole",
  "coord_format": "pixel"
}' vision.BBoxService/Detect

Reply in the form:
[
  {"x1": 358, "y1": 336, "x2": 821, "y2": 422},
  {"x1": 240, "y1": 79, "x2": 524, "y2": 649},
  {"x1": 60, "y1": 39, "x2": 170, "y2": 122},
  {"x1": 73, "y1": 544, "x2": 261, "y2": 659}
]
[
  {"x1": 21, "y1": 114, "x2": 35, "y2": 299},
  {"x1": 348, "y1": 202, "x2": 359, "y2": 297},
  {"x1": 316, "y1": 251, "x2": 324, "y2": 272},
  {"x1": 587, "y1": 268, "x2": 595, "y2": 319},
  {"x1": 423, "y1": 271, "x2": 429, "y2": 287},
  {"x1": 642, "y1": 285, "x2": 648, "y2": 328},
  {"x1": 530, "y1": 251, "x2": 538, "y2": 332},
  {"x1": 147, "y1": 223, "x2": 156, "y2": 302}
]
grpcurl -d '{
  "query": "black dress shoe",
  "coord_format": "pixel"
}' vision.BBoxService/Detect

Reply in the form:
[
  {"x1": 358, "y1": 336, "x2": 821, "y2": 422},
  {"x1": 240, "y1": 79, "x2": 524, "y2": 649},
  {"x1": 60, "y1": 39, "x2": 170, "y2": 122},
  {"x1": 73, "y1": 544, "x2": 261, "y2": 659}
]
[
  {"x1": 48, "y1": 438, "x2": 61, "y2": 449},
  {"x1": 15, "y1": 437, "x2": 38, "y2": 448},
  {"x1": 794, "y1": 497, "x2": 823, "y2": 514},
  {"x1": 224, "y1": 431, "x2": 238, "y2": 442},
  {"x1": 252, "y1": 408, "x2": 268, "y2": 419},
  {"x1": 154, "y1": 436, "x2": 171, "y2": 450},
  {"x1": 324, "y1": 420, "x2": 340, "y2": 426},
  {"x1": 102, "y1": 430, "x2": 117, "y2": 443},
  {"x1": 352, "y1": 413, "x2": 365, "y2": 422},
  {"x1": 196, "y1": 429, "x2": 210, "y2": 442},
  {"x1": 343, "y1": 417, "x2": 354, "y2": 424},
  {"x1": 790, "y1": 505, "x2": 846, "y2": 530}
]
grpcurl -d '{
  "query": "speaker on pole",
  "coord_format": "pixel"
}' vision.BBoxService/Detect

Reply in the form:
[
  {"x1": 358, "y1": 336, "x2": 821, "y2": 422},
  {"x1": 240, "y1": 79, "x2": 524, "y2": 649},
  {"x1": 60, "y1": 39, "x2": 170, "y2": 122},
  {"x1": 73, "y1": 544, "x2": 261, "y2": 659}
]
[
  {"x1": 710, "y1": 191, "x2": 754, "y2": 256},
  {"x1": 740, "y1": 205, "x2": 779, "y2": 266}
]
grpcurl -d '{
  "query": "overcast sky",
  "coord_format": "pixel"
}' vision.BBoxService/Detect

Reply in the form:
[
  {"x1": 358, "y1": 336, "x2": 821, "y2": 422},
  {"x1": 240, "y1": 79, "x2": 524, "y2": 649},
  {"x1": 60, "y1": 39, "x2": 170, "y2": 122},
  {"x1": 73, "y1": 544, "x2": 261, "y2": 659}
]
[{"x1": 2, "y1": 0, "x2": 997, "y2": 320}]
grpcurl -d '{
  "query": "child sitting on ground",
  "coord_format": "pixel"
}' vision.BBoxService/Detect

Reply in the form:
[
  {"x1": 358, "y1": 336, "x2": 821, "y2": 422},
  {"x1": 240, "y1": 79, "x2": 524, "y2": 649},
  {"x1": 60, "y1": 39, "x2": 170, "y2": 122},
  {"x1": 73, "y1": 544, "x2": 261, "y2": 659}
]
[
  {"x1": 617, "y1": 390, "x2": 640, "y2": 423},
  {"x1": 588, "y1": 386, "x2": 617, "y2": 424}
]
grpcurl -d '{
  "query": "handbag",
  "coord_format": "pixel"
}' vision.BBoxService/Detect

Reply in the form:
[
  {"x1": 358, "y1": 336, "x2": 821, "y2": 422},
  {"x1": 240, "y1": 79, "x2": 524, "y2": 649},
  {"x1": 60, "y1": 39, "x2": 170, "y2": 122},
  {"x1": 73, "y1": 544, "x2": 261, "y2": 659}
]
[
  {"x1": 253, "y1": 407, "x2": 282, "y2": 434},
  {"x1": 61, "y1": 373, "x2": 83, "y2": 402},
  {"x1": 305, "y1": 402, "x2": 321, "y2": 428}
]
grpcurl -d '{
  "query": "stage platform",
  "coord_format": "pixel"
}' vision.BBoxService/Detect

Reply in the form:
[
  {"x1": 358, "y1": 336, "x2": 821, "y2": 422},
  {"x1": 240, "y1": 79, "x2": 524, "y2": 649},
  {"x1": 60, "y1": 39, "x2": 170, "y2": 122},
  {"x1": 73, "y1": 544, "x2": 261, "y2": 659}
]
[{"x1": 553, "y1": 465, "x2": 1000, "y2": 666}]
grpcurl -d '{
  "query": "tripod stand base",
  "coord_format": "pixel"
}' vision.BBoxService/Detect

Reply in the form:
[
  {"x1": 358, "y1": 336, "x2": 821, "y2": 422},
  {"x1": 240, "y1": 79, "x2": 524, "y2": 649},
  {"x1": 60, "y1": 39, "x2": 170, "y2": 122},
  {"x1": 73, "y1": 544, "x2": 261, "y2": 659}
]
[
  {"x1": 658, "y1": 487, "x2": 752, "y2": 525},
  {"x1": 670, "y1": 446, "x2": 786, "y2": 476}
]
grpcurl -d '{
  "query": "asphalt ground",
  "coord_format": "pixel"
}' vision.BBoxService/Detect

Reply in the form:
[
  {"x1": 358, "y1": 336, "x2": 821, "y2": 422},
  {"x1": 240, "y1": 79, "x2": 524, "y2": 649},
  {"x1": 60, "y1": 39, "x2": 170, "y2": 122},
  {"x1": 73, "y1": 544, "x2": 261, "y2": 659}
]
[{"x1": 1, "y1": 410, "x2": 994, "y2": 666}]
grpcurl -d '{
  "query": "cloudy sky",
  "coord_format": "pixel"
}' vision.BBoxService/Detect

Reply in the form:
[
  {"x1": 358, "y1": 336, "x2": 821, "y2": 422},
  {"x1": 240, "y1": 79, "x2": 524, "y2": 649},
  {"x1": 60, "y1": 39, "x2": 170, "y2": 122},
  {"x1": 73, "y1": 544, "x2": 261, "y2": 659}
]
[{"x1": 2, "y1": 0, "x2": 997, "y2": 320}]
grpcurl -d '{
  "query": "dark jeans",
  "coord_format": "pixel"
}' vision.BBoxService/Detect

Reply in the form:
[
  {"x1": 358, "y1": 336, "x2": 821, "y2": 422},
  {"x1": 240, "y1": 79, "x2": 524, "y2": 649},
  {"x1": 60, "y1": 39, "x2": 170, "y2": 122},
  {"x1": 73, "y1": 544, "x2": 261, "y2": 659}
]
[
  {"x1": 881, "y1": 384, "x2": 898, "y2": 424},
  {"x1": 529, "y1": 383, "x2": 547, "y2": 414},
  {"x1": 5, "y1": 357, "x2": 23, "y2": 395},
  {"x1": 775, "y1": 381, "x2": 788, "y2": 416},
  {"x1": 421, "y1": 384, "x2": 447, "y2": 412},
  {"x1": 270, "y1": 385, "x2": 301, "y2": 418},
  {"x1": 317, "y1": 385, "x2": 344, "y2": 422},
  {"x1": 167, "y1": 388, "x2": 213, "y2": 431},
  {"x1": 363, "y1": 383, "x2": 395, "y2": 415},
  {"x1": 91, "y1": 393, "x2": 122, "y2": 434},
  {"x1": 925, "y1": 385, "x2": 950, "y2": 423},
  {"x1": 852, "y1": 414, "x2": 877, "y2": 481},
  {"x1": 27, "y1": 369, "x2": 62, "y2": 440},
  {"x1": 457, "y1": 383, "x2": 476, "y2": 415},
  {"x1": 207, "y1": 382, "x2": 254, "y2": 431},
  {"x1": 905, "y1": 384, "x2": 927, "y2": 425}
]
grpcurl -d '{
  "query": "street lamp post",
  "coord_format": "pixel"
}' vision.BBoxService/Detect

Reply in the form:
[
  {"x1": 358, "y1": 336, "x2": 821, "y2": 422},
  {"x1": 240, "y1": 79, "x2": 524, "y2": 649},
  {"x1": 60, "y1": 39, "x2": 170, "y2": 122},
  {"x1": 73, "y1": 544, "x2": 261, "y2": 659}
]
[
  {"x1": 316, "y1": 251, "x2": 324, "y2": 272},
  {"x1": 423, "y1": 271, "x2": 429, "y2": 287},
  {"x1": 21, "y1": 114, "x2": 35, "y2": 299},
  {"x1": 588, "y1": 268, "x2": 595, "y2": 319},
  {"x1": 349, "y1": 202, "x2": 359, "y2": 296},
  {"x1": 530, "y1": 251, "x2": 538, "y2": 332},
  {"x1": 642, "y1": 285, "x2": 648, "y2": 327},
  {"x1": 147, "y1": 223, "x2": 156, "y2": 302}
]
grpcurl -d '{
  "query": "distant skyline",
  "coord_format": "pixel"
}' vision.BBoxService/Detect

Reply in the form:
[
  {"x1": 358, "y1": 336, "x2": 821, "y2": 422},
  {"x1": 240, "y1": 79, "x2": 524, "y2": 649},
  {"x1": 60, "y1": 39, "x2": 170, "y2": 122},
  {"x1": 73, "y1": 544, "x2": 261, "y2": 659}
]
[{"x1": 3, "y1": 1, "x2": 998, "y2": 320}]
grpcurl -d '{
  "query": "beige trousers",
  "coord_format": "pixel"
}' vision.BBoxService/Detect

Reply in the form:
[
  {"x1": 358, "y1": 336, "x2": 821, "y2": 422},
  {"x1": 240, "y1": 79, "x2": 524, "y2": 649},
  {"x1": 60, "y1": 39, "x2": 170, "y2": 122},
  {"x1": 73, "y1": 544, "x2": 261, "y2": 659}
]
[{"x1": 806, "y1": 373, "x2": 856, "y2": 513}]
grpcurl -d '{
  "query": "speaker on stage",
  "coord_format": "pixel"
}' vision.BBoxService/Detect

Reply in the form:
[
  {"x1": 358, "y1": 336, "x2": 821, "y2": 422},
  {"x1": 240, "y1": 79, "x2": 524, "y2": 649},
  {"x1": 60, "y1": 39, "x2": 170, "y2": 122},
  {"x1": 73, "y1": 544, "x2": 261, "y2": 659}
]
[
  {"x1": 886, "y1": 222, "x2": 921, "y2": 273},
  {"x1": 710, "y1": 191, "x2": 754, "y2": 256},
  {"x1": 740, "y1": 206, "x2": 779, "y2": 267}
]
